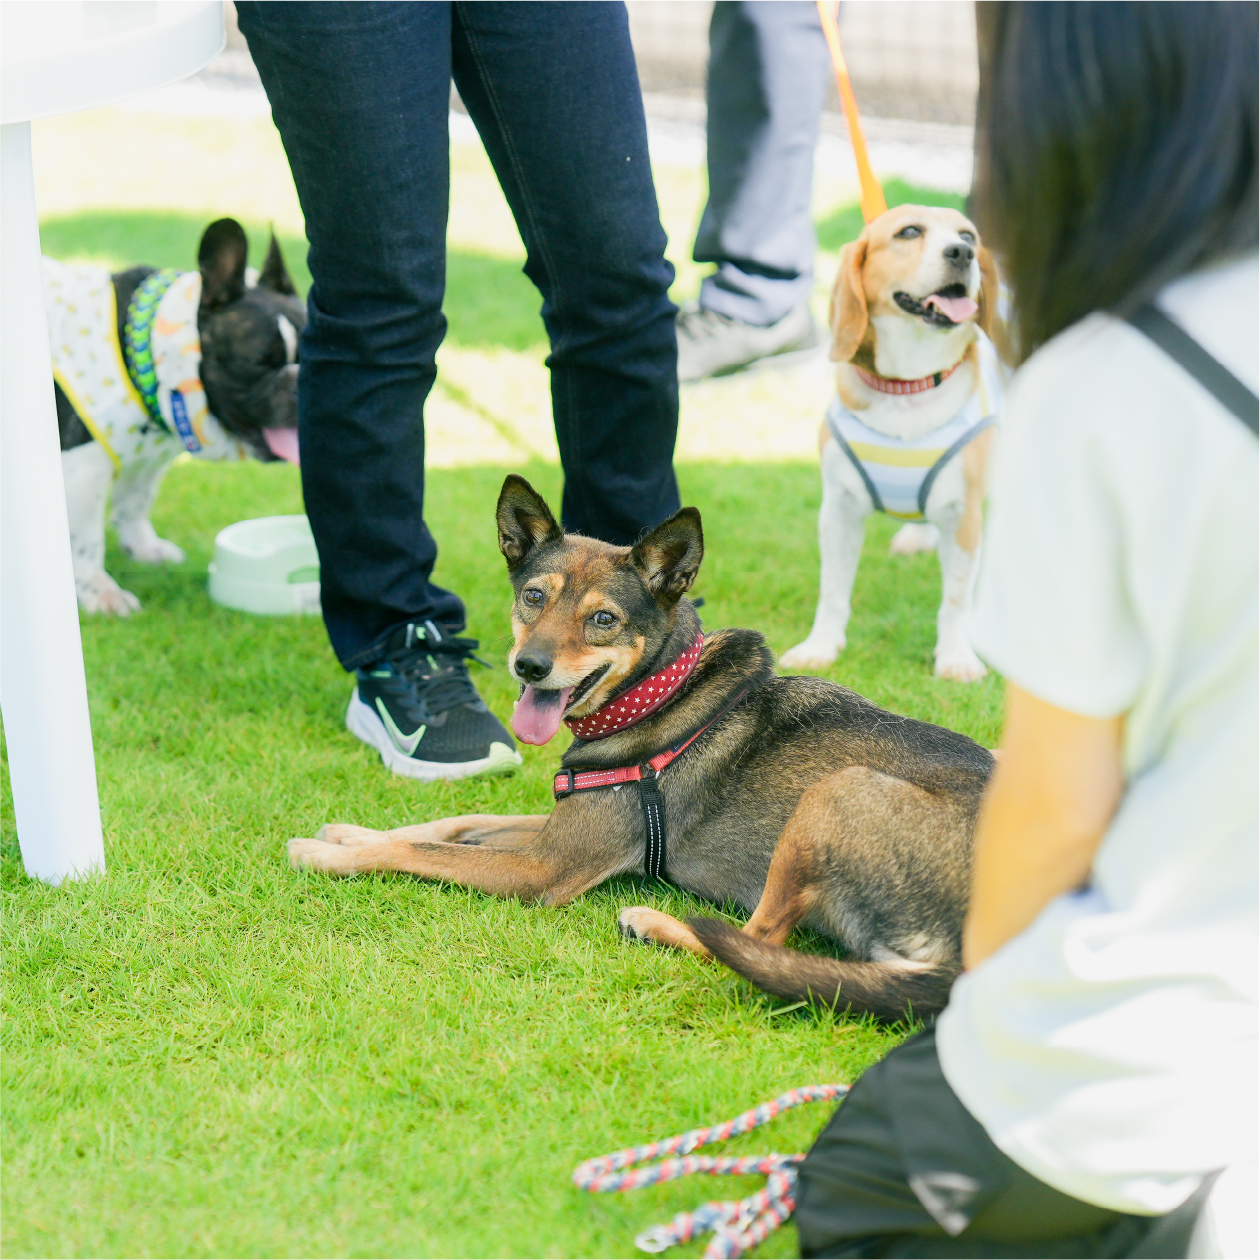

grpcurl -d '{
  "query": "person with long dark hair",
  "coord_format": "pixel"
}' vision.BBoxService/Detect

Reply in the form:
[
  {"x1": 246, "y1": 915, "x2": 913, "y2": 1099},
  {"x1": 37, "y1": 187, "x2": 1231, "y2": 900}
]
[{"x1": 792, "y1": 4, "x2": 1257, "y2": 1256}]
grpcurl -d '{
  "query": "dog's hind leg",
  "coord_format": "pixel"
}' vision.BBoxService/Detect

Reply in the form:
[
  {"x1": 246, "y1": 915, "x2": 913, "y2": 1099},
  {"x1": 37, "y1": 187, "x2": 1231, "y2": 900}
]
[
  {"x1": 621, "y1": 801, "x2": 825, "y2": 957},
  {"x1": 688, "y1": 767, "x2": 963, "y2": 1020},
  {"x1": 618, "y1": 906, "x2": 712, "y2": 954},
  {"x1": 111, "y1": 455, "x2": 186, "y2": 564},
  {"x1": 63, "y1": 442, "x2": 142, "y2": 615}
]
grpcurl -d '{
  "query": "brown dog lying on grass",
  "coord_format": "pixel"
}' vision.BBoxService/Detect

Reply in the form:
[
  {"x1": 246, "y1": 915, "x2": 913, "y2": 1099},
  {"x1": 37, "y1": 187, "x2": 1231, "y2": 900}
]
[{"x1": 288, "y1": 476, "x2": 993, "y2": 1021}]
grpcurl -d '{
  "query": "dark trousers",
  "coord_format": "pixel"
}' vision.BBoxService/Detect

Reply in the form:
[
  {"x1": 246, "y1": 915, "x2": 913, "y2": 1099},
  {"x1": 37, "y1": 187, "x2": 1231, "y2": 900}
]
[
  {"x1": 795, "y1": 1027, "x2": 1212, "y2": 1258},
  {"x1": 235, "y1": 2, "x2": 680, "y2": 669},
  {"x1": 695, "y1": 1, "x2": 832, "y2": 326}
]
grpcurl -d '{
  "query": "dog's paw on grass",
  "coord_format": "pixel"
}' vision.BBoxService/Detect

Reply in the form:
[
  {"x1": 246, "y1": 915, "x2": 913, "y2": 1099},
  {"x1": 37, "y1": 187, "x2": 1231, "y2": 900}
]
[{"x1": 619, "y1": 906, "x2": 713, "y2": 956}]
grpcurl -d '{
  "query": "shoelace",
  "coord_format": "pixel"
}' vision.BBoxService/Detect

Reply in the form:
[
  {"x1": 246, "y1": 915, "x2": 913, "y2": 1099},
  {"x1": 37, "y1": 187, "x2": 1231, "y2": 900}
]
[{"x1": 387, "y1": 624, "x2": 487, "y2": 715}]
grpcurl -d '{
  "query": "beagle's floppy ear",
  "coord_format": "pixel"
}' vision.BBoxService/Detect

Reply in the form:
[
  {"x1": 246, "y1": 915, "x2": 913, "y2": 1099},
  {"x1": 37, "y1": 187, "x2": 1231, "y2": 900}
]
[
  {"x1": 976, "y1": 245, "x2": 999, "y2": 339},
  {"x1": 496, "y1": 474, "x2": 562, "y2": 570},
  {"x1": 829, "y1": 237, "x2": 869, "y2": 363}
]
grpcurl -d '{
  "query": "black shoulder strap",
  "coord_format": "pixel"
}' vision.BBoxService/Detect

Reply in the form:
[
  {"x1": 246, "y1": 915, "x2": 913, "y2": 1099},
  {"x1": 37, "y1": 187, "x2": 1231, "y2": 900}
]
[{"x1": 1126, "y1": 303, "x2": 1258, "y2": 437}]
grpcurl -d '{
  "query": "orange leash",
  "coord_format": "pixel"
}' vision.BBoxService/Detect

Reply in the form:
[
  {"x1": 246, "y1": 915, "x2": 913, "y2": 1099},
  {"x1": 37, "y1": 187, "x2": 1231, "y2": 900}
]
[{"x1": 816, "y1": 0, "x2": 887, "y2": 223}]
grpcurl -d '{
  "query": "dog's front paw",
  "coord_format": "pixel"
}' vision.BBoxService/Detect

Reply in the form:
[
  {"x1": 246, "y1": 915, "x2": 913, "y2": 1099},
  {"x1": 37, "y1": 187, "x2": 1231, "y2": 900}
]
[
  {"x1": 315, "y1": 823, "x2": 382, "y2": 847},
  {"x1": 779, "y1": 637, "x2": 844, "y2": 671},
  {"x1": 115, "y1": 521, "x2": 185, "y2": 565},
  {"x1": 287, "y1": 837, "x2": 350, "y2": 872},
  {"x1": 77, "y1": 573, "x2": 142, "y2": 616},
  {"x1": 934, "y1": 645, "x2": 988, "y2": 683},
  {"x1": 889, "y1": 523, "x2": 939, "y2": 555}
]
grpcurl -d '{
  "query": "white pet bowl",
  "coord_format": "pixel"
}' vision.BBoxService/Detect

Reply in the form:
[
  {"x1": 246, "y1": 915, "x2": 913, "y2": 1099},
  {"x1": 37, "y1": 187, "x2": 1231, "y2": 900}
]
[{"x1": 208, "y1": 515, "x2": 321, "y2": 615}]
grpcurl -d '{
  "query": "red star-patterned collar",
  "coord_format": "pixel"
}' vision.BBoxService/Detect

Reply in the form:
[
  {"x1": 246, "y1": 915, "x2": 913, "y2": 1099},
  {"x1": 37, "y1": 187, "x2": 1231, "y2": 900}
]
[{"x1": 564, "y1": 632, "x2": 705, "y2": 741}]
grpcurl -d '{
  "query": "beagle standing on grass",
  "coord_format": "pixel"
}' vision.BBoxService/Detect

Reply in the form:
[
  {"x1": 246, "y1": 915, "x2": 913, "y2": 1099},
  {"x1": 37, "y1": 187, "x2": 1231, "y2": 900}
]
[{"x1": 781, "y1": 205, "x2": 1006, "y2": 682}]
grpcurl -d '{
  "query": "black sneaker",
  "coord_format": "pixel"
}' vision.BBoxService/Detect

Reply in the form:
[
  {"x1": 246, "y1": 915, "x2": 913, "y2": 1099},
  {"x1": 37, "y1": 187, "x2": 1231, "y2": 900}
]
[
  {"x1": 676, "y1": 300, "x2": 822, "y2": 382},
  {"x1": 347, "y1": 621, "x2": 522, "y2": 781}
]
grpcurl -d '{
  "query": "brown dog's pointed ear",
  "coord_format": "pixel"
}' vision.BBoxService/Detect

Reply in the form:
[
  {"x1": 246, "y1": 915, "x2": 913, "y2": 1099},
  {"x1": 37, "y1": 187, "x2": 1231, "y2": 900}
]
[
  {"x1": 496, "y1": 475, "x2": 562, "y2": 570},
  {"x1": 829, "y1": 237, "x2": 869, "y2": 363},
  {"x1": 198, "y1": 218, "x2": 249, "y2": 310},
  {"x1": 258, "y1": 227, "x2": 297, "y2": 296},
  {"x1": 976, "y1": 245, "x2": 999, "y2": 339},
  {"x1": 631, "y1": 508, "x2": 704, "y2": 605}
]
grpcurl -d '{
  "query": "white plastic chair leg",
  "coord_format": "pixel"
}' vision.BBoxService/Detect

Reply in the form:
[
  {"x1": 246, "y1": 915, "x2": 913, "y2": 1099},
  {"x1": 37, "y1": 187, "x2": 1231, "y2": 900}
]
[{"x1": 0, "y1": 121, "x2": 105, "y2": 883}]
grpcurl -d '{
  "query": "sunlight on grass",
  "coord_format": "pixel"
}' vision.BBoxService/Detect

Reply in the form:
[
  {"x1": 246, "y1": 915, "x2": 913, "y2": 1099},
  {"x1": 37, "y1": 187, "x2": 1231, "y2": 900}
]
[{"x1": 2, "y1": 460, "x2": 1000, "y2": 1259}]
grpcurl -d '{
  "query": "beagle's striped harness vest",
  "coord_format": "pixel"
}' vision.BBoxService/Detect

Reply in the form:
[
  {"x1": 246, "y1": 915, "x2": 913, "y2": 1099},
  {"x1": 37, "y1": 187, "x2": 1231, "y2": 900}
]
[{"x1": 826, "y1": 333, "x2": 1005, "y2": 521}]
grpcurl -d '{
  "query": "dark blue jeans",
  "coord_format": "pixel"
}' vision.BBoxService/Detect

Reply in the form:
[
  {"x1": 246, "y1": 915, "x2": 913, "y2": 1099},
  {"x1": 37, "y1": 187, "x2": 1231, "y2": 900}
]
[
  {"x1": 236, "y1": 2, "x2": 680, "y2": 669},
  {"x1": 696, "y1": 1, "x2": 831, "y2": 326}
]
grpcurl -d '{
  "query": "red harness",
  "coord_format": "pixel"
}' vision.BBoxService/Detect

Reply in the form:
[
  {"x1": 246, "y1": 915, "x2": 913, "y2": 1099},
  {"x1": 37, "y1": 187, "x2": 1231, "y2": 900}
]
[
  {"x1": 854, "y1": 360, "x2": 962, "y2": 396},
  {"x1": 554, "y1": 673, "x2": 757, "y2": 880}
]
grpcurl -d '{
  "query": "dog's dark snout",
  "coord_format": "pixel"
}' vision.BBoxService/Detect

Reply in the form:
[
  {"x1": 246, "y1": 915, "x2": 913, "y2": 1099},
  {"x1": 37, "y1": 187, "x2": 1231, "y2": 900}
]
[
  {"x1": 514, "y1": 653, "x2": 553, "y2": 684},
  {"x1": 943, "y1": 242, "x2": 975, "y2": 267}
]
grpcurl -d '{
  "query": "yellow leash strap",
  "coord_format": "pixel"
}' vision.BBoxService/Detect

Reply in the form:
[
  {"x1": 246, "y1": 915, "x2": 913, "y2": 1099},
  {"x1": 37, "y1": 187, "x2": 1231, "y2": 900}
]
[{"x1": 817, "y1": 0, "x2": 887, "y2": 223}]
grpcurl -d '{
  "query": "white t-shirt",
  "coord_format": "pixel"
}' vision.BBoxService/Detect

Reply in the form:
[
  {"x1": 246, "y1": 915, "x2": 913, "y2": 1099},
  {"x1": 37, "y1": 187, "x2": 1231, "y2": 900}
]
[{"x1": 936, "y1": 256, "x2": 1259, "y2": 1215}]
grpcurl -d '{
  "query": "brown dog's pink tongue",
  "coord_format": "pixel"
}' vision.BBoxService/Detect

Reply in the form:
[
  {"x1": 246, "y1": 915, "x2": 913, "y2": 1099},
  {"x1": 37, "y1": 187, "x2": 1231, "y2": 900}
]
[
  {"x1": 263, "y1": 427, "x2": 300, "y2": 465},
  {"x1": 512, "y1": 686, "x2": 574, "y2": 745},
  {"x1": 924, "y1": 293, "x2": 978, "y2": 323}
]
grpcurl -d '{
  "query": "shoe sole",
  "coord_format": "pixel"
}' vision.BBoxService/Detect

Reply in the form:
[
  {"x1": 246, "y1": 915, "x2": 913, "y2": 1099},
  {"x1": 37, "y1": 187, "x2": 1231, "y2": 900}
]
[
  {"x1": 346, "y1": 689, "x2": 523, "y2": 782},
  {"x1": 680, "y1": 340, "x2": 826, "y2": 384}
]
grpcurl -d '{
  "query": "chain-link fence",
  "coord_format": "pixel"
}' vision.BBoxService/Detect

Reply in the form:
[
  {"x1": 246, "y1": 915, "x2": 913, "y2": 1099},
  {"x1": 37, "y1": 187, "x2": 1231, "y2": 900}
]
[{"x1": 627, "y1": 1, "x2": 978, "y2": 125}]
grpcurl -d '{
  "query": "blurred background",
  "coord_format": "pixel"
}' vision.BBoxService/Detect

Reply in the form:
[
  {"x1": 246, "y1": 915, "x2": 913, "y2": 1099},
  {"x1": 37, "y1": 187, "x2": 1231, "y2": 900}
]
[{"x1": 32, "y1": 0, "x2": 978, "y2": 467}]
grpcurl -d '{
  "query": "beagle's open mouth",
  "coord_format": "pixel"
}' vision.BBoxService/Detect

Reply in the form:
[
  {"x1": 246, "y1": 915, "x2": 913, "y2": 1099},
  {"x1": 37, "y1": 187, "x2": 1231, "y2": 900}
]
[
  {"x1": 512, "y1": 663, "x2": 611, "y2": 746},
  {"x1": 894, "y1": 284, "x2": 979, "y2": 329}
]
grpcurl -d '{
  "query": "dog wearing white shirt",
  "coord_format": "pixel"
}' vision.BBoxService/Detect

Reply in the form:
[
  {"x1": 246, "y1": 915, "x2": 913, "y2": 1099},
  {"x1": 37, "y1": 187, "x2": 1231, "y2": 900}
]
[{"x1": 781, "y1": 205, "x2": 1005, "y2": 682}]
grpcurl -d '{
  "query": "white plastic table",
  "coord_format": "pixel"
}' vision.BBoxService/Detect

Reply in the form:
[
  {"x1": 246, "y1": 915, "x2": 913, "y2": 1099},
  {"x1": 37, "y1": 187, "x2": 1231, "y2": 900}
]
[{"x1": 1, "y1": 1, "x2": 224, "y2": 883}]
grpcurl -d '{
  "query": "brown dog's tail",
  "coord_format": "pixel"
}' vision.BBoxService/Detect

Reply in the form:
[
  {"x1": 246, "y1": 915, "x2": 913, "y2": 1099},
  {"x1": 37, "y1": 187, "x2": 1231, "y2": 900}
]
[{"x1": 688, "y1": 917, "x2": 955, "y2": 1024}]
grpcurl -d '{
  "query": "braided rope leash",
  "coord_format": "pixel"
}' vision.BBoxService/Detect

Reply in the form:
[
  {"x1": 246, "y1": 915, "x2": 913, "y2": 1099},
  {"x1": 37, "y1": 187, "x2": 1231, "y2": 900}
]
[{"x1": 572, "y1": 1084, "x2": 849, "y2": 1258}]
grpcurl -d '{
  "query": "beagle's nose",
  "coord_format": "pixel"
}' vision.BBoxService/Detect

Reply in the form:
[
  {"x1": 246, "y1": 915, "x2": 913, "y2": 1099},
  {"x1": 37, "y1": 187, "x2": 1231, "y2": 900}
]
[
  {"x1": 514, "y1": 652, "x2": 553, "y2": 684},
  {"x1": 943, "y1": 242, "x2": 975, "y2": 267}
]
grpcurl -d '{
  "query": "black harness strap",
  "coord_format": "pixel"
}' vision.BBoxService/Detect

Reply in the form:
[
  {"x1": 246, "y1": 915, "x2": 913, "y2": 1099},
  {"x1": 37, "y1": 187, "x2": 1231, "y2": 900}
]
[
  {"x1": 553, "y1": 684, "x2": 758, "y2": 880},
  {"x1": 825, "y1": 405, "x2": 886, "y2": 514},
  {"x1": 638, "y1": 765, "x2": 667, "y2": 879},
  {"x1": 916, "y1": 414, "x2": 997, "y2": 517},
  {"x1": 1127, "y1": 303, "x2": 1258, "y2": 437}
]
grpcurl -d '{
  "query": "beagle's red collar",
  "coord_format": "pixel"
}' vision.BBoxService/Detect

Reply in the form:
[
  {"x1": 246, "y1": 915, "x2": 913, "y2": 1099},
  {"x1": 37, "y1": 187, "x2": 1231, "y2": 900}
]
[
  {"x1": 564, "y1": 633, "x2": 704, "y2": 741},
  {"x1": 854, "y1": 360, "x2": 962, "y2": 395}
]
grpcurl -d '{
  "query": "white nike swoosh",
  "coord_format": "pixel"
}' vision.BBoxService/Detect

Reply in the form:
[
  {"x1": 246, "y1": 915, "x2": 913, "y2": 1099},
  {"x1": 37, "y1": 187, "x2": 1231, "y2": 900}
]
[{"x1": 375, "y1": 697, "x2": 425, "y2": 756}]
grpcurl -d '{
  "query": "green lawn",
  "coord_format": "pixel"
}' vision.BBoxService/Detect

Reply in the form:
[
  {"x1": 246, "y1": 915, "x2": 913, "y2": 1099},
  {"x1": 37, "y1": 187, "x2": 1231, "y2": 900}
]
[{"x1": 3, "y1": 188, "x2": 1001, "y2": 1259}]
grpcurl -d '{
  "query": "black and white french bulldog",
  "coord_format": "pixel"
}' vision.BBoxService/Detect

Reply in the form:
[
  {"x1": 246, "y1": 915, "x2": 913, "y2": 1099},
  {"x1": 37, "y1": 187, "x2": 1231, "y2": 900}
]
[{"x1": 50, "y1": 218, "x2": 306, "y2": 614}]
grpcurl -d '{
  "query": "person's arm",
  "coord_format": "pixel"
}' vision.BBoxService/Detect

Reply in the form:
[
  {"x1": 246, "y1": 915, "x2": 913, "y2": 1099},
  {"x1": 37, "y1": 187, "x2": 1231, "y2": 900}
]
[{"x1": 962, "y1": 683, "x2": 1125, "y2": 970}]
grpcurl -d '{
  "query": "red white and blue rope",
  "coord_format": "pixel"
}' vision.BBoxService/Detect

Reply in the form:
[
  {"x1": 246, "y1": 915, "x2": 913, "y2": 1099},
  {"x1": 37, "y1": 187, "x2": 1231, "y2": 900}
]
[{"x1": 572, "y1": 1084, "x2": 848, "y2": 1258}]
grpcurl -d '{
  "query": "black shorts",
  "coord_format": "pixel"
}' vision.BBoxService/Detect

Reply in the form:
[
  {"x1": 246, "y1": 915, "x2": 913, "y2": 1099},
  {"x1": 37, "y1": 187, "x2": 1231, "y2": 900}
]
[{"x1": 795, "y1": 1027, "x2": 1214, "y2": 1258}]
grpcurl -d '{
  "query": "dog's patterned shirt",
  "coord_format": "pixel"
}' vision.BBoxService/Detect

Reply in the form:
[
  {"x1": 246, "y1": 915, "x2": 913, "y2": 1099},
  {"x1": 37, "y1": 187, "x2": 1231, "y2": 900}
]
[
  {"x1": 826, "y1": 332, "x2": 1006, "y2": 521},
  {"x1": 43, "y1": 258, "x2": 247, "y2": 470}
]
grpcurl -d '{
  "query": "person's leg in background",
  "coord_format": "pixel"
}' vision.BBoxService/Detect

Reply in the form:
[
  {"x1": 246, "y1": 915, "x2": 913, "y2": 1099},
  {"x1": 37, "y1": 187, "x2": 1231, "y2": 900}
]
[
  {"x1": 234, "y1": 1, "x2": 521, "y2": 781},
  {"x1": 450, "y1": 1, "x2": 680, "y2": 544},
  {"x1": 793, "y1": 1027, "x2": 1209, "y2": 1258},
  {"x1": 678, "y1": 0, "x2": 832, "y2": 382}
]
